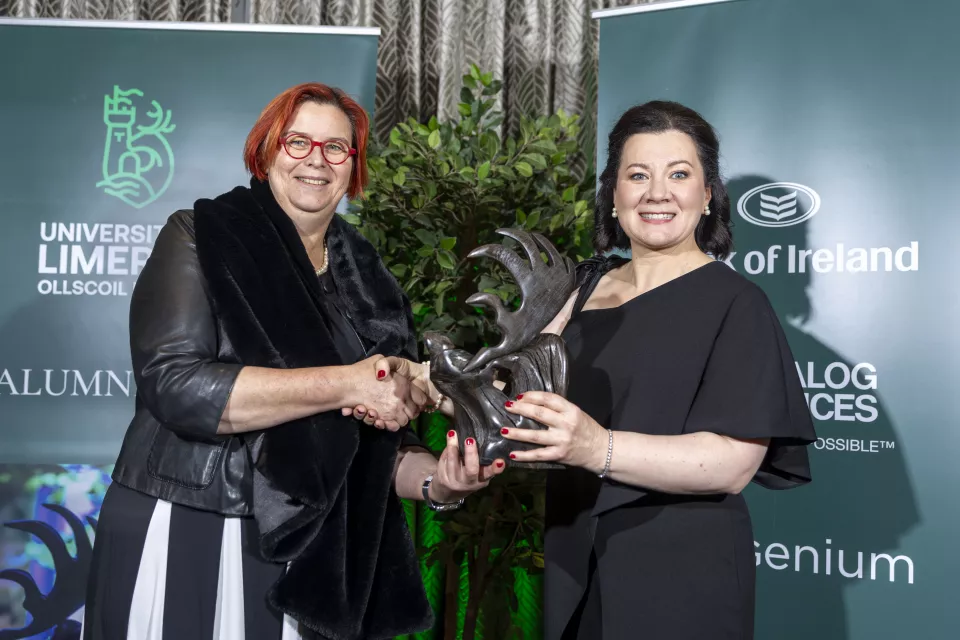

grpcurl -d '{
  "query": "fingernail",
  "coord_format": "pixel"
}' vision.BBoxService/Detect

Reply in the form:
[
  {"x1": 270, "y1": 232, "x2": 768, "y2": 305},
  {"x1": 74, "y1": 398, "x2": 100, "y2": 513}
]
[
  {"x1": 496, "y1": 461, "x2": 505, "y2": 468},
  {"x1": 357, "y1": 408, "x2": 366, "y2": 414},
  {"x1": 377, "y1": 370, "x2": 386, "y2": 379},
  {"x1": 509, "y1": 453, "x2": 517, "y2": 460},
  {"x1": 505, "y1": 401, "x2": 514, "y2": 408},
  {"x1": 466, "y1": 438, "x2": 475, "y2": 446},
  {"x1": 501, "y1": 428, "x2": 509, "y2": 435},
  {"x1": 447, "y1": 430, "x2": 455, "y2": 438},
  {"x1": 516, "y1": 394, "x2": 524, "y2": 400}
]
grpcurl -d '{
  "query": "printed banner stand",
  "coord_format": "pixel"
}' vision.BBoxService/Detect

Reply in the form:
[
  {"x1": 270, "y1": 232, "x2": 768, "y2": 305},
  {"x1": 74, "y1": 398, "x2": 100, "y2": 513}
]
[
  {"x1": 595, "y1": 0, "x2": 956, "y2": 637},
  {"x1": 0, "y1": 17, "x2": 380, "y2": 637}
]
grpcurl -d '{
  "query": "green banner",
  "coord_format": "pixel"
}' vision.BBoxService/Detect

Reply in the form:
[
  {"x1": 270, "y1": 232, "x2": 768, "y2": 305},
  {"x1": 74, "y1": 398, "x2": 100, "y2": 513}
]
[
  {"x1": 0, "y1": 19, "x2": 379, "y2": 464},
  {"x1": 597, "y1": 0, "x2": 955, "y2": 637}
]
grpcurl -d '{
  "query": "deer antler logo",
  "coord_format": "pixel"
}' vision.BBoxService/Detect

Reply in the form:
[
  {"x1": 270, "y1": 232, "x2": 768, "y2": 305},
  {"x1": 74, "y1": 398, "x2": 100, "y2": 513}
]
[
  {"x1": 96, "y1": 86, "x2": 176, "y2": 209},
  {"x1": 424, "y1": 229, "x2": 576, "y2": 468},
  {"x1": 0, "y1": 504, "x2": 96, "y2": 640}
]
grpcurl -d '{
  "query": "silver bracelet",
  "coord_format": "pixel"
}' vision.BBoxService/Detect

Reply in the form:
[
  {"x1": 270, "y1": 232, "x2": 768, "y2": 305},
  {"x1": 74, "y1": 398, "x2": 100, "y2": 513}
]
[{"x1": 598, "y1": 429, "x2": 614, "y2": 479}]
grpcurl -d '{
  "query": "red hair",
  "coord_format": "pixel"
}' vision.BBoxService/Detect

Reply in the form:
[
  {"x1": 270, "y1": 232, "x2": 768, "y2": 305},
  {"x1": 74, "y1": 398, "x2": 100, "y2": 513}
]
[{"x1": 243, "y1": 83, "x2": 370, "y2": 199}]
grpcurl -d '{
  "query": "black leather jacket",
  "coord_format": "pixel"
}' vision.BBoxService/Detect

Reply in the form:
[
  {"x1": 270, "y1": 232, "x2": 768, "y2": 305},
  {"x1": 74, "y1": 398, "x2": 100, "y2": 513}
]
[
  {"x1": 112, "y1": 210, "x2": 252, "y2": 515},
  {"x1": 112, "y1": 210, "x2": 423, "y2": 516}
]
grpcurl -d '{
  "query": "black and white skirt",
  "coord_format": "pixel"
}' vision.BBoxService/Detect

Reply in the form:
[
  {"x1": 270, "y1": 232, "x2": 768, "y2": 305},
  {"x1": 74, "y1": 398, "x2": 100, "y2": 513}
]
[{"x1": 82, "y1": 482, "x2": 302, "y2": 640}]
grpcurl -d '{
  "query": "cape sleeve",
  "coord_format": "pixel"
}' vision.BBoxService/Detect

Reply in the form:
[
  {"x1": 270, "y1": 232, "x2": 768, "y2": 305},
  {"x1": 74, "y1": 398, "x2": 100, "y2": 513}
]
[{"x1": 683, "y1": 283, "x2": 817, "y2": 490}]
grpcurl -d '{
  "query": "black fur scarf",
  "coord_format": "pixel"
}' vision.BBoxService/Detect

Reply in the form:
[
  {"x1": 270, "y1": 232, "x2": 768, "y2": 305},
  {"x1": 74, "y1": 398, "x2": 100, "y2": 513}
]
[{"x1": 193, "y1": 178, "x2": 432, "y2": 639}]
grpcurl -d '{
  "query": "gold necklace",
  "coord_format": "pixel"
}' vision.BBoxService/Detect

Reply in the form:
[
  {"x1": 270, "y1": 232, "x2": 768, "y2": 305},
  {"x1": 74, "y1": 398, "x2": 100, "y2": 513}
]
[{"x1": 315, "y1": 243, "x2": 329, "y2": 276}]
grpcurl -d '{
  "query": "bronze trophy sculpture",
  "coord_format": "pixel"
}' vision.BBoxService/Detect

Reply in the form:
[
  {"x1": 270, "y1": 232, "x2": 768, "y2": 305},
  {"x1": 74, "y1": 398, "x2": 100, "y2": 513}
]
[{"x1": 423, "y1": 228, "x2": 577, "y2": 469}]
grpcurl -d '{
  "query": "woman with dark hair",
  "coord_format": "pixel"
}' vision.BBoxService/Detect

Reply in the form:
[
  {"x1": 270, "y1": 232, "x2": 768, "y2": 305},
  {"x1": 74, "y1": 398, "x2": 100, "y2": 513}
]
[
  {"x1": 489, "y1": 101, "x2": 818, "y2": 638},
  {"x1": 81, "y1": 83, "x2": 504, "y2": 640}
]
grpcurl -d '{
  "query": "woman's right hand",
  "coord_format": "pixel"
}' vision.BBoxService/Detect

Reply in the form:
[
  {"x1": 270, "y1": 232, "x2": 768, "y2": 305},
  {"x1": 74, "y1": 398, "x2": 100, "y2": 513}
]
[{"x1": 342, "y1": 355, "x2": 429, "y2": 430}]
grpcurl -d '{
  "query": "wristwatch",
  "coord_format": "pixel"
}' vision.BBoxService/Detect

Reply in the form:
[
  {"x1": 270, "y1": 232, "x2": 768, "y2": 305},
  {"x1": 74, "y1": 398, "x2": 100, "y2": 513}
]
[{"x1": 422, "y1": 474, "x2": 465, "y2": 512}]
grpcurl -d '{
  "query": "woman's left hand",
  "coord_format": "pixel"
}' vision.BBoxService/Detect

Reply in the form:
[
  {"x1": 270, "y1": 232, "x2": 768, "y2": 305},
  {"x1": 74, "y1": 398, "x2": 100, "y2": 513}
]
[
  {"x1": 428, "y1": 430, "x2": 507, "y2": 504},
  {"x1": 502, "y1": 391, "x2": 608, "y2": 471}
]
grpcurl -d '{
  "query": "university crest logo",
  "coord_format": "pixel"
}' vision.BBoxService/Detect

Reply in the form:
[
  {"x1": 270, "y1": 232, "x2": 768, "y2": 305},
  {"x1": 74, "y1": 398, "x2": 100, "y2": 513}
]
[{"x1": 96, "y1": 86, "x2": 176, "y2": 209}]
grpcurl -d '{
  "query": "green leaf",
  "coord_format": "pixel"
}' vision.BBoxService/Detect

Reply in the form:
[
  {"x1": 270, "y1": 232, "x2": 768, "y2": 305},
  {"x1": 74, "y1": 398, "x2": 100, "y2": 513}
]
[
  {"x1": 481, "y1": 79, "x2": 503, "y2": 96},
  {"x1": 574, "y1": 200, "x2": 588, "y2": 215},
  {"x1": 515, "y1": 162, "x2": 533, "y2": 177},
  {"x1": 389, "y1": 127, "x2": 402, "y2": 147},
  {"x1": 526, "y1": 210, "x2": 542, "y2": 229},
  {"x1": 460, "y1": 87, "x2": 474, "y2": 104},
  {"x1": 340, "y1": 212, "x2": 361, "y2": 225},
  {"x1": 389, "y1": 263, "x2": 407, "y2": 278},
  {"x1": 484, "y1": 113, "x2": 504, "y2": 129},
  {"x1": 562, "y1": 186, "x2": 577, "y2": 202},
  {"x1": 459, "y1": 166, "x2": 475, "y2": 179},
  {"x1": 440, "y1": 236, "x2": 457, "y2": 251},
  {"x1": 427, "y1": 129, "x2": 441, "y2": 149},
  {"x1": 428, "y1": 115, "x2": 439, "y2": 131},
  {"x1": 469, "y1": 64, "x2": 481, "y2": 81},
  {"x1": 458, "y1": 103, "x2": 472, "y2": 117},
  {"x1": 463, "y1": 74, "x2": 478, "y2": 90},
  {"x1": 416, "y1": 124, "x2": 431, "y2": 136},
  {"x1": 417, "y1": 246, "x2": 434, "y2": 258},
  {"x1": 529, "y1": 139, "x2": 558, "y2": 154},
  {"x1": 521, "y1": 153, "x2": 548, "y2": 170},
  {"x1": 435, "y1": 292, "x2": 445, "y2": 316},
  {"x1": 392, "y1": 171, "x2": 406, "y2": 187},
  {"x1": 415, "y1": 229, "x2": 436, "y2": 247},
  {"x1": 437, "y1": 251, "x2": 456, "y2": 270},
  {"x1": 549, "y1": 213, "x2": 563, "y2": 232},
  {"x1": 477, "y1": 161, "x2": 491, "y2": 180}
]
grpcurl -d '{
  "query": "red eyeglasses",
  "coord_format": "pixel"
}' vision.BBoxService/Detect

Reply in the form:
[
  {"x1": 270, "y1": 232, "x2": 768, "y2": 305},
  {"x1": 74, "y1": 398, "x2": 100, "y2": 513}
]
[{"x1": 279, "y1": 134, "x2": 357, "y2": 164}]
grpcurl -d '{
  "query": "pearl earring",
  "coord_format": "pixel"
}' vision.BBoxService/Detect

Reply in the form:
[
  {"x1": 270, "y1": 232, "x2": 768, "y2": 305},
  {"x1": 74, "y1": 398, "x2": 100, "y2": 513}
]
[
  {"x1": 612, "y1": 206, "x2": 618, "y2": 219},
  {"x1": 704, "y1": 204, "x2": 711, "y2": 216}
]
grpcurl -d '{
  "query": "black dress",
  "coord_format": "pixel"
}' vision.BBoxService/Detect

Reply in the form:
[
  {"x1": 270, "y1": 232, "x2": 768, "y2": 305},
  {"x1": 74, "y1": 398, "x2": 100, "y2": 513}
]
[{"x1": 544, "y1": 258, "x2": 816, "y2": 640}]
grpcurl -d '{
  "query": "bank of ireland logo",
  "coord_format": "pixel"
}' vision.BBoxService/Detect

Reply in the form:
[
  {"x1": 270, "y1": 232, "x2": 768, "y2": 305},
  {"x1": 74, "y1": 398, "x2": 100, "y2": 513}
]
[
  {"x1": 737, "y1": 182, "x2": 821, "y2": 228},
  {"x1": 96, "y1": 86, "x2": 176, "y2": 209}
]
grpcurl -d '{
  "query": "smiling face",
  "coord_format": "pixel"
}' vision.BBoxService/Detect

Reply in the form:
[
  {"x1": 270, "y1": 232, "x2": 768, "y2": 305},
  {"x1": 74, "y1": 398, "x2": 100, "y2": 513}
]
[
  {"x1": 267, "y1": 101, "x2": 354, "y2": 222},
  {"x1": 613, "y1": 130, "x2": 712, "y2": 254}
]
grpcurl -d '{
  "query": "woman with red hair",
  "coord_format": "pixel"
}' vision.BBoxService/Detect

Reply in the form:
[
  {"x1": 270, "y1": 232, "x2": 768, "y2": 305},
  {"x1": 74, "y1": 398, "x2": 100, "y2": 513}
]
[{"x1": 81, "y1": 83, "x2": 503, "y2": 640}]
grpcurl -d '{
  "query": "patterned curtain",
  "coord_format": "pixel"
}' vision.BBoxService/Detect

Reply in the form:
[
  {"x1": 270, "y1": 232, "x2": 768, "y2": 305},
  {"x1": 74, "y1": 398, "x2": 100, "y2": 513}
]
[{"x1": 2, "y1": 0, "x2": 656, "y2": 164}]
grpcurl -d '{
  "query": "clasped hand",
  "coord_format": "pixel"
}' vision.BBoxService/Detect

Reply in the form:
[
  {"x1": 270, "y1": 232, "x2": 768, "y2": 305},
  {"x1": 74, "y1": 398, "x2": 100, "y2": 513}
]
[{"x1": 342, "y1": 355, "x2": 433, "y2": 430}]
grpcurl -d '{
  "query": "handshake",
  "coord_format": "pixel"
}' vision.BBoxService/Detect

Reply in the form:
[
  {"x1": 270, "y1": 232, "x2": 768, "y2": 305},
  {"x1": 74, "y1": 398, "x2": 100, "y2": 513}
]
[{"x1": 339, "y1": 354, "x2": 445, "y2": 430}]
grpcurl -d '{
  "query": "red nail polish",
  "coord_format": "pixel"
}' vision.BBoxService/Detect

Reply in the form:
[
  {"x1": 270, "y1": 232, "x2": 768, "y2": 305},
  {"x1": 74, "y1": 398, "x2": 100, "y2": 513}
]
[
  {"x1": 505, "y1": 401, "x2": 514, "y2": 408},
  {"x1": 501, "y1": 428, "x2": 509, "y2": 435},
  {"x1": 496, "y1": 461, "x2": 505, "y2": 468},
  {"x1": 509, "y1": 453, "x2": 517, "y2": 459},
  {"x1": 466, "y1": 438, "x2": 475, "y2": 446},
  {"x1": 447, "y1": 430, "x2": 455, "y2": 438},
  {"x1": 377, "y1": 370, "x2": 386, "y2": 379},
  {"x1": 516, "y1": 394, "x2": 524, "y2": 400}
]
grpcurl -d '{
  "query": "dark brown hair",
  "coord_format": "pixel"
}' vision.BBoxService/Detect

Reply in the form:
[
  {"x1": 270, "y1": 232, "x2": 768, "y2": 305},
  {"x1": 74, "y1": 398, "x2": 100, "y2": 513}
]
[{"x1": 595, "y1": 100, "x2": 732, "y2": 259}]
